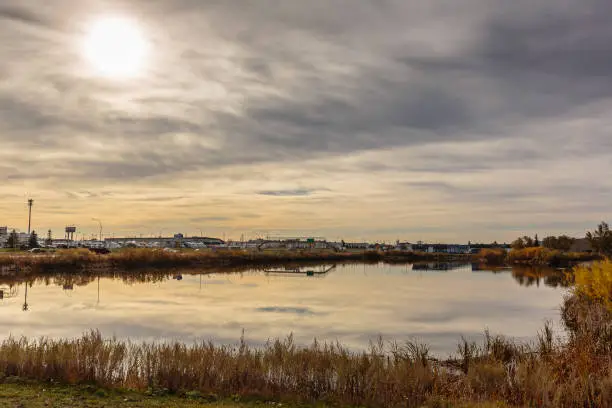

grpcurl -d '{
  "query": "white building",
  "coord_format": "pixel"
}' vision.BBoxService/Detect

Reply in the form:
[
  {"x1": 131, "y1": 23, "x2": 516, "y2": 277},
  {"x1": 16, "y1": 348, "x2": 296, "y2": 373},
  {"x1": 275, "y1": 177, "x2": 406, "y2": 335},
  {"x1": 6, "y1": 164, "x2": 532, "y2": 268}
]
[
  {"x1": 0, "y1": 227, "x2": 7, "y2": 248},
  {"x1": 0, "y1": 228, "x2": 32, "y2": 248},
  {"x1": 343, "y1": 242, "x2": 369, "y2": 250}
]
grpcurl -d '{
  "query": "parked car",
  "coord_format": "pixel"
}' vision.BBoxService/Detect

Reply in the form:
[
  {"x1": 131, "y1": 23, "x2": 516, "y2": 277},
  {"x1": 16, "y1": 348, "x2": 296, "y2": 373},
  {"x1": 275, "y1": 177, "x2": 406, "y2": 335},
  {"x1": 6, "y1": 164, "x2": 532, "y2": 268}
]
[{"x1": 88, "y1": 247, "x2": 110, "y2": 254}]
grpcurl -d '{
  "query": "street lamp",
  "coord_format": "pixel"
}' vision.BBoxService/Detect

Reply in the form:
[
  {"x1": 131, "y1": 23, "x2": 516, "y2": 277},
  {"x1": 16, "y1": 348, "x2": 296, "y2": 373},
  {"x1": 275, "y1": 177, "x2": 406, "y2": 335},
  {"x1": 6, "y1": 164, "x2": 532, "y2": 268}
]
[
  {"x1": 27, "y1": 199, "x2": 34, "y2": 235},
  {"x1": 92, "y1": 218, "x2": 103, "y2": 241}
]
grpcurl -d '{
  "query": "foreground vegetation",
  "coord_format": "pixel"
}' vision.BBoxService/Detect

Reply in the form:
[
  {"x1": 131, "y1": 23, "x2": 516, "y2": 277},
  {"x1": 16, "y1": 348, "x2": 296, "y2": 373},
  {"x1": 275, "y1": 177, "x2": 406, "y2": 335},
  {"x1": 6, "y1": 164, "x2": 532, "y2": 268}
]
[{"x1": 1, "y1": 261, "x2": 611, "y2": 407}]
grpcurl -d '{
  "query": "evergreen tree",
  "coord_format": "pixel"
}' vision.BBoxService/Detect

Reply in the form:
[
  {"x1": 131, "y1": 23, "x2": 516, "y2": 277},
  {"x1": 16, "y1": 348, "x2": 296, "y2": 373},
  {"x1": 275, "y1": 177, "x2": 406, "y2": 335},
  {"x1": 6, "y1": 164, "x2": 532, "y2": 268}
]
[
  {"x1": 586, "y1": 222, "x2": 612, "y2": 256},
  {"x1": 6, "y1": 230, "x2": 18, "y2": 249},
  {"x1": 28, "y1": 231, "x2": 39, "y2": 248},
  {"x1": 45, "y1": 229, "x2": 53, "y2": 246},
  {"x1": 534, "y1": 234, "x2": 540, "y2": 247}
]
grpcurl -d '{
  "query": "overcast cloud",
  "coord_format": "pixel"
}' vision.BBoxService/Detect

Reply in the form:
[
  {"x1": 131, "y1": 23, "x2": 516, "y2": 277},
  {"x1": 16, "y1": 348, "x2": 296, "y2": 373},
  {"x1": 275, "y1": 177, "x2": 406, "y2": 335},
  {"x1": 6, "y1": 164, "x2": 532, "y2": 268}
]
[{"x1": 1, "y1": 0, "x2": 611, "y2": 242}]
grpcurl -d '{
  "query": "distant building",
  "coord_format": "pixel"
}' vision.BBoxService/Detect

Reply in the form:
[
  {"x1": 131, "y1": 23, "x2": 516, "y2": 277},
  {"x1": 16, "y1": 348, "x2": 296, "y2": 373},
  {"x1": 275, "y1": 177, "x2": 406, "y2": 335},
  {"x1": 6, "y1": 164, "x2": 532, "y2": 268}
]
[
  {"x1": 104, "y1": 235, "x2": 225, "y2": 249},
  {"x1": 408, "y1": 243, "x2": 471, "y2": 254},
  {"x1": 51, "y1": 239, "x2": 78, "y2": 248},
  {"x1": 394, "y1": 242, "x2": 414, "y2": 251},
  {"x1": 1, "y1": 230, "x2": 32, "y2": 248},
  {"x1": 569, "y1": 238, "x2": 593, "y2": 253},
  {"x1": 343, "y1": 242, "x2": 369, "y2": 250},
  {"x1": 0, "y1": 227, "x2": 7, "y2": 248}
]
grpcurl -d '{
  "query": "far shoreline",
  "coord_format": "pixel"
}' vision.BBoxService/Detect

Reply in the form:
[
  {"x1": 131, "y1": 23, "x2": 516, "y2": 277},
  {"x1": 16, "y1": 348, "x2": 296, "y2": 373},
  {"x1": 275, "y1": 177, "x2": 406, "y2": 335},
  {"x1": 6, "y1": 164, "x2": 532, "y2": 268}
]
[{"x1": 0, "y1": 247, "x2": 598, "y2": 279}]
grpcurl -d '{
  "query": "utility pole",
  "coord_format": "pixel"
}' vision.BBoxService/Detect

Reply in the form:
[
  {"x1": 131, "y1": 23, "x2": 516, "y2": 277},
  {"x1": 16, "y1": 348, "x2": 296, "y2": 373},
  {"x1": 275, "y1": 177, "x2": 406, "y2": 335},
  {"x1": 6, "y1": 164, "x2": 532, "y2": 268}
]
[
  {"x1": 92, "y1": 218, "x2": 103, "y2": 241},
  {"x1": 27, "y1": 199, "x2": 33, "y2": 235},
  {"x1": 22, "y1": 283, "x2": 29, "y2": 312}
]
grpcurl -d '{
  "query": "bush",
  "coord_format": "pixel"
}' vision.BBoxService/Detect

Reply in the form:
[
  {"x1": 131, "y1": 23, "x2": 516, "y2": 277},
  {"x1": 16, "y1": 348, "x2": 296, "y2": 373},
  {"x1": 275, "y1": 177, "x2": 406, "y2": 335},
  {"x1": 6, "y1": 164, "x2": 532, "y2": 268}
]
[
  {"x1": 478, "y1": 248, "x2": 507, "y2": 265},
  {"x1": 507, "y1": 247, "x2": 598, "y2": 266},
  {"x1": 572, "y1": 260, "x2": 612, "y2": 311}
]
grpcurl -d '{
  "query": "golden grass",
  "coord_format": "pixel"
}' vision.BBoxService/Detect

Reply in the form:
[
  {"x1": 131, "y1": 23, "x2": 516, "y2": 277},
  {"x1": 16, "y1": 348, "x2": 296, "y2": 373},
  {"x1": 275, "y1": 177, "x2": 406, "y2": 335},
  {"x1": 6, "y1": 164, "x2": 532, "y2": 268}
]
[
  {"x1": 573, "y1": 260, "x2": 612, "y2": 310},
  {"x1": 477, "y1": 249, "x2": 507, "y2": 265},
  {"x1": 506, "y1": 247, "x2": 598, "y2": 267}
]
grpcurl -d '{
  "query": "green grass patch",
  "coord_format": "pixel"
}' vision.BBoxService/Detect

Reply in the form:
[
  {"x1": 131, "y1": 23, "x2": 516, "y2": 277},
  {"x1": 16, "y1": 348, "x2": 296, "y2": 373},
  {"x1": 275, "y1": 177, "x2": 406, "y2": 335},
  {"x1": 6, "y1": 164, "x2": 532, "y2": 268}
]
[{"x1": 0, "y1": 380, "x2": 319, "y2": 407}]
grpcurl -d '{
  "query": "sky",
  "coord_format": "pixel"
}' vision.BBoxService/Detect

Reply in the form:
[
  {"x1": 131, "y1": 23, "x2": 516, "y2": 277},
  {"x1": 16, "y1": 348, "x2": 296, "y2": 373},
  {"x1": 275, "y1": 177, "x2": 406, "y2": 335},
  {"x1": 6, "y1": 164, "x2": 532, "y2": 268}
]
[{"x1": 1, "y1": 0, "x2": 611, "y2": 243}]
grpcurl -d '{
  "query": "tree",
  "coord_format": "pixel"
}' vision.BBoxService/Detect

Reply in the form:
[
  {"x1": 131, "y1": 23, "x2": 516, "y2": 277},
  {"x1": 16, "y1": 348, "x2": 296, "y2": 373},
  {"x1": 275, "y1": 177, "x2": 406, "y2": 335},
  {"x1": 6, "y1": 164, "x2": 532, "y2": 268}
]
[
  {"x1": 6, "y1": 230, "x2": 18, "y2": 250},
  {"x1": 511, "y1": 237, "x2": 525, "y2": 250},
  {"x1": 543, "y1": 235, "x2": 576, "y2": 251},
  {"x1": 511, "y1": 235, "x2": 539, "y2": 250},
  {"x1": 558, "y1": 235, "x2": 577, "y2": 251},
  {"x1": 586, "y1": 222, "x2": 612, "y2": 256},
  {"x1": 28, "y1": 231, "x2": 39, "y2": 249},
  {"x1": 522, "y1": 236, "x2": 535, "y2": 247},
  {"x1": 534, "y1": 234, "x2": 540, "y2": 247},
  {"x1": 542, "y1": 236, "x2": 557, "y2": 249},
  {"x1": 45, "y1": 229, "x2": 53, "y2": 247}
]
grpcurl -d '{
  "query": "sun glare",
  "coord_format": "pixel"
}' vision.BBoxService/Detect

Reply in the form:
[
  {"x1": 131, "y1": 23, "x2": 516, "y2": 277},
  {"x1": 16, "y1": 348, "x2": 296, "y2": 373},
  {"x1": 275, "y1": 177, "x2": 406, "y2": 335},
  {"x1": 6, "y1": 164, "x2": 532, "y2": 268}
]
[{"x1": 83, "y1": 17, "x2": 148, "y2": 78}]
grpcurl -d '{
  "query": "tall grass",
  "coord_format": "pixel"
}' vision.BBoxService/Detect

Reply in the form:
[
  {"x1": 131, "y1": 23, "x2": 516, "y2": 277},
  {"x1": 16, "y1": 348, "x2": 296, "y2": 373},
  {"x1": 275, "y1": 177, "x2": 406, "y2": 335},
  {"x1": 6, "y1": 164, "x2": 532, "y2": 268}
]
[
  {"x1": 572, "y1": 260, "x2": 612, "y2": 310},
  {"x1": 507, "y1": 247, "x2": 598, "y2": 267},
  {"x1": 0, "y1": 248, "x2": 469, "y2": 276},
  {"x1": 1, "y1": 324, "x2": 610, "y2": 407},
  {"x1": 477, "y1": 248, "x2": 507, "y2": 265}
]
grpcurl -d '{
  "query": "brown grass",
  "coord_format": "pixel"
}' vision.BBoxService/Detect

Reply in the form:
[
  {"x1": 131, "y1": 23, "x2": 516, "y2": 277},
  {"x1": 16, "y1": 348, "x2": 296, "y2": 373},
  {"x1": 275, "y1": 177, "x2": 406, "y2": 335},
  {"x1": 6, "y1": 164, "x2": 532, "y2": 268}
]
[
  {"x1": 0, "y1": 248, "x2": 469, "y2": 276},
  {"x1": 477, "y1": 249, "x2": 507, "y2": 265}
]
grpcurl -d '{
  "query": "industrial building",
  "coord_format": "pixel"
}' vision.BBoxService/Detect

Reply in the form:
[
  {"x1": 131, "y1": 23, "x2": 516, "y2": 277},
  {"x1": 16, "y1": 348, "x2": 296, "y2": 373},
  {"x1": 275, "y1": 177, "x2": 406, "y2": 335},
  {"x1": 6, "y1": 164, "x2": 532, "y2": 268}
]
[{"x1": 104, "y1": 235, "x2": 225, "y2": 249}]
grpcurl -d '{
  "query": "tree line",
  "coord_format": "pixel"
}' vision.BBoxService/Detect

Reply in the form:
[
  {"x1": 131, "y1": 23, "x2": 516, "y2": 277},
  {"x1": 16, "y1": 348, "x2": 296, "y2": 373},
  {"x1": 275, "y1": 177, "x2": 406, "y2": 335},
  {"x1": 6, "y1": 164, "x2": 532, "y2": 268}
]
[{"x1": 510, "y1": 221, "x2": 612, "y2": 256}]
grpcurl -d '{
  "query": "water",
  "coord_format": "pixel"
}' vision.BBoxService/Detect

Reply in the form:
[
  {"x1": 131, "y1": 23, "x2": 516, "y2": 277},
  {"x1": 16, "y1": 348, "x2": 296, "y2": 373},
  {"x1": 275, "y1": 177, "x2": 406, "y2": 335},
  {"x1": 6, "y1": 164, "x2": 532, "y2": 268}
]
[{"x1": 0, "y1": 263, "x2": 567, "y2": 356}]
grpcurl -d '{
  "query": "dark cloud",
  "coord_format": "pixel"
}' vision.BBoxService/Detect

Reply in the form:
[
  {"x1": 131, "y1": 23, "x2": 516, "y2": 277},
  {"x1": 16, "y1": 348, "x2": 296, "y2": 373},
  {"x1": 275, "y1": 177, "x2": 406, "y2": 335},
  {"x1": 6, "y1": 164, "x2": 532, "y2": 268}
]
[
  {"x1": 2, "y1": 0, "x2": 611, "y2": 179},
  {"x1": 190, "y1": 216, "x2": 231, "y2": 222},
  {"x1": 257, "y1": 189, "x2": 315, "y2": 197},
  {"x1": 255, "y1": 306, "x2": 323, "y2": 316},
  {"x1": 0, "y1": 4, "x2": 52, "y2": 28}
]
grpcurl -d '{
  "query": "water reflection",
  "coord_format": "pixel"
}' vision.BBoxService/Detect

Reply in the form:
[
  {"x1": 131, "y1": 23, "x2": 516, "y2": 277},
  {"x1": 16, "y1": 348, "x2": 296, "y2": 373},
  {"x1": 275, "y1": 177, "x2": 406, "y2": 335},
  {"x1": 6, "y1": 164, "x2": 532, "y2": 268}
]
[
  {"x1": 0, "y1": 263, "x2": 567, "y2": 356},
  {"x1": 413, "y1": 262, "x2": 471, "y2": 272},
  {"x1": 510, "y1": 266, "x2": 570, "y2": 288}
]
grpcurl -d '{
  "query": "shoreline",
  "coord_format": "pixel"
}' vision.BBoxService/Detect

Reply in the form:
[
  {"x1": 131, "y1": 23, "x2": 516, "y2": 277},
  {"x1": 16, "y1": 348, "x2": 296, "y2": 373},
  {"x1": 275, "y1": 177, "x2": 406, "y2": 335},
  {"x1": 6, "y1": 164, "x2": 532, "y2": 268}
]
[
  {"x1": 0, "y1": 247, "x2": 597, "y2": 281},
  {"x1": 0, "y1": 248, "x2": 473, "y2": 276}
]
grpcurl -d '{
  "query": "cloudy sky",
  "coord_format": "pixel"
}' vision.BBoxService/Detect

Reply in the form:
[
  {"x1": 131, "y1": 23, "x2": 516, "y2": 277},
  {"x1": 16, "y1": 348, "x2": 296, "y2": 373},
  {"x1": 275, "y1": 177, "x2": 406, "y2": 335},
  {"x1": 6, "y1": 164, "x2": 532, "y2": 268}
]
[{"x1": 1, "y1": 0, "x2": 611, "y2": 242}]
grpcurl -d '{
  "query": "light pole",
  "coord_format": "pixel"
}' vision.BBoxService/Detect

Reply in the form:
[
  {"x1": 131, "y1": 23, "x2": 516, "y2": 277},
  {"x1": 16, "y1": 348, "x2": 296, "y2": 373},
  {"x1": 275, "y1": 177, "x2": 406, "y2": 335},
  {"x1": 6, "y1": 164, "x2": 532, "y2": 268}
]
[
  {"x1": 27, "y1": 199, "x2": 34, "y2": 235},
  {"x1": 92, "y1": 218, "x2": 103, "y2": 241},
  {"x1": 22, "y1": 283, "x2": 29, "y2": 312}
]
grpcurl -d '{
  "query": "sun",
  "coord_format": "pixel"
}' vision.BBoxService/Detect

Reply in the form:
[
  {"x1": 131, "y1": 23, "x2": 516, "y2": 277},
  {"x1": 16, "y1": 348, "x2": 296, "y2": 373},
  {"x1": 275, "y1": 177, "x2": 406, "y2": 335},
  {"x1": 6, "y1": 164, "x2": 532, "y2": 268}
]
[{"x1": 83, "y1": 17, "x2": 149, "y2": 78}]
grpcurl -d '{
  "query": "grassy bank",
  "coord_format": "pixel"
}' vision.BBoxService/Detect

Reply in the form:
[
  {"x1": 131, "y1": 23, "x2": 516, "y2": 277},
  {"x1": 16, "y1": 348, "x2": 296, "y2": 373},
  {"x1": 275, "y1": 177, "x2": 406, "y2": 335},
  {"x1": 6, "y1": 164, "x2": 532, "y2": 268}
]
[
  {"x1": 506, "y1": 247, "x2": 599, "y2": 267},
  {"x1": 0, "y1": 248, "x2": 470, "y2": 276},
  {"x1": 1, "y1": 261, "x2": 611, "y2": 407},
  {"x1": 476, "y1": 247, "x2": 599, "y2": 267},
  {"x1": 0, "y1": 380, "x2": 268, "y2": 408},
  {"x1": 0, "y1": 381, "x2": 507, "y2": 408}
]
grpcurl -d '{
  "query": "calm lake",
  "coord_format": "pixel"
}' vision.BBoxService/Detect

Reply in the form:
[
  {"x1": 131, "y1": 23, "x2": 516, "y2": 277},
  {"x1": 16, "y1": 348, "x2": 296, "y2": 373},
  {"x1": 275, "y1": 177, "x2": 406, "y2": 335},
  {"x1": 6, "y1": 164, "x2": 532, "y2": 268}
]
[{"x1": 1, "y1": 263, "x2": 567, "y2": 356}]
